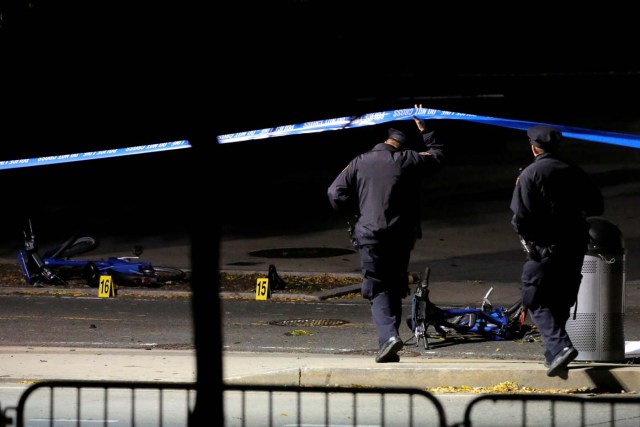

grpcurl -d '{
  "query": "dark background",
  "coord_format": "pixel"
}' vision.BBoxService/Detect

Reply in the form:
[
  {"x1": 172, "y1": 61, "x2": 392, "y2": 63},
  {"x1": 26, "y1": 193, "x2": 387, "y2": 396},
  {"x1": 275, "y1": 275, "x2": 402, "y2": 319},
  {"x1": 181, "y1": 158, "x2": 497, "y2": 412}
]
[{"x1": 2, "y1": 1, "x2": 639, "y2": 246}]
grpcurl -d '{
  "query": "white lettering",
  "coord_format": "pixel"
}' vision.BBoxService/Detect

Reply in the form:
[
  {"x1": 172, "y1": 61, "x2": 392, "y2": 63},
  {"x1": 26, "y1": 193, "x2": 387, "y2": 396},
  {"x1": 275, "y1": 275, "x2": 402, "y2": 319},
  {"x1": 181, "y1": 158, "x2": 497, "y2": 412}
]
[
  {"x1": 393, "y1": 109, "x2": 414, "y2": 117},
  {"x1": 274, "y1": 125, "x2": 294, "y2": 132},
  {"x1": 359, "y1": 112, "x2": 385, "y2": 121},
  {"x1": 304, "y1": 121, "x2": 323, "y2": 128},
  {"x1": 125, "y1": 146, "x2": 146, "y2": 152},
  {"x1": 303, "y1": 118, "x2": 349, "y2": 129}
]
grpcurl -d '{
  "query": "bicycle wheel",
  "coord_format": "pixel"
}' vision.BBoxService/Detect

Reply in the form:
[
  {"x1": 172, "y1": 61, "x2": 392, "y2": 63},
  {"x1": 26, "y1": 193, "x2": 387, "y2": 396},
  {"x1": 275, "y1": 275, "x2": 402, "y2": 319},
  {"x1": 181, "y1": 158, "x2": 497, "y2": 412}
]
[
  {"x1": 54, "y1": 237, "x2": 99, "y2": 259},
  {"x1": 505, "y1": 300, "x2": 525, "y2": 326},
  {"x1": 109, "y1": 268, "x2": 155, "y2": 287},
  {"x1": 83, "y1": 262, "x2": 101, "y2": 288},
  {"x1": 152, "y1": 266, "x2": 187, "y2": 284}
]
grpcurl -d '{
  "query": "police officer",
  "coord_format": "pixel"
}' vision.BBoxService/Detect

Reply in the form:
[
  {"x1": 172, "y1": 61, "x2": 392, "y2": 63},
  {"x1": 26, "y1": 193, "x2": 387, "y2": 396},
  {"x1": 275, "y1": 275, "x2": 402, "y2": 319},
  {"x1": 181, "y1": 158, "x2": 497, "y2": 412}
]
[
  {"x1": 510, "y1": 125, "x2": 604, "y2": 377},
  {"x1": 327, "y1": 105, "x2": 445, "y2": 363}
]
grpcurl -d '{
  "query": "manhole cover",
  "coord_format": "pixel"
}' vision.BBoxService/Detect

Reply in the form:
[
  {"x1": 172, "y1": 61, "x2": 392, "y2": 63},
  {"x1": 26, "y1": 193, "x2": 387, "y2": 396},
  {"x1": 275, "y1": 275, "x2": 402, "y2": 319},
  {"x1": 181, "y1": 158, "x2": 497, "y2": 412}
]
[
  {"x1": 269, "y1": 319, "x2": 349, "y2": 327},
  {"x1": 250, "y1": 247, "x2": 355, "y2": 259}
]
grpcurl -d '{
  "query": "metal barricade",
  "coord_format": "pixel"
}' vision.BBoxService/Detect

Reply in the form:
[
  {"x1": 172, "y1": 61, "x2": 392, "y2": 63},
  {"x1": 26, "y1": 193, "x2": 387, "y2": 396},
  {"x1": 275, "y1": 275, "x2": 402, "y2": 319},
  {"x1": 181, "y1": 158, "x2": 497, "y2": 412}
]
[
  {"x1": 13, "y1": 380, "x2": 197, "y2": 427},
  {"x1": 224, "y1": 384, "x2": 448, "y2": 427},
  {"x1": 13, "y1": 380, "x2": 640, "y2": 426},
  {"x1": 460, "y1": 393, "x2": 640, "y2": 427},
  {"x1": 10, "y1": 381, "x2": 448, "y2": 427}
]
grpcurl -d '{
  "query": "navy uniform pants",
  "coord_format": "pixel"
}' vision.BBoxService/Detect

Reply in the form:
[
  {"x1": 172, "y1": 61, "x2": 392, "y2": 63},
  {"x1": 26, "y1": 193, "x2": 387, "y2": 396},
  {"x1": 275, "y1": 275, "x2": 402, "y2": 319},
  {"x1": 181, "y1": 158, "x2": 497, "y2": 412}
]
[
  {"x1": 358, "y1": 243, "x2": 411, "y2": 349},
  {"x1": 521, "y1": 247, "x2": 585, "y2": 363}
]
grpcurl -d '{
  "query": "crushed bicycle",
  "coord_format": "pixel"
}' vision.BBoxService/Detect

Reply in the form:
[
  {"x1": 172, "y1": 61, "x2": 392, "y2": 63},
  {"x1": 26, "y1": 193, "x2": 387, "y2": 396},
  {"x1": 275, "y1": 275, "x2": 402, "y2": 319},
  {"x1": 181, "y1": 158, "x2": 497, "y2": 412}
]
[
  {"x1": 17, "y1": 219, "x2": 188, "y2": 288},
  {"x1": 405, "y1": 267, "x2": 531, "y2": 349}
]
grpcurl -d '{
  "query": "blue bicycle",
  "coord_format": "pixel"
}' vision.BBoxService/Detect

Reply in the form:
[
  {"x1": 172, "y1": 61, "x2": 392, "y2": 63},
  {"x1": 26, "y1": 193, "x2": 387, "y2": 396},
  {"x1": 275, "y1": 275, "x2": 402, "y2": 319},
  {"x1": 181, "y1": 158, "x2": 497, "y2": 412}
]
[
  {"x1": 17, "y1": 219, "x2": 187, "y2": 288},
  {"x1": 406, "y1": 267, "x2": 528, "y2": 350}
]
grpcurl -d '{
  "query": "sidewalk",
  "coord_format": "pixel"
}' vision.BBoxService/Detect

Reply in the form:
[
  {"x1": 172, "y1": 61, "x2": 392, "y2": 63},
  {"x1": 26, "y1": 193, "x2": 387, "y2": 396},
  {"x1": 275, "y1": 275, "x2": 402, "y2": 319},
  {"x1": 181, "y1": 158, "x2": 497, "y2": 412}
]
[
  {"x1": 222, "y1": 351, "x2": 640, "y2": 392},
  {"x1": 2, "y1": 346, "x2": 640, "y2": 393}
]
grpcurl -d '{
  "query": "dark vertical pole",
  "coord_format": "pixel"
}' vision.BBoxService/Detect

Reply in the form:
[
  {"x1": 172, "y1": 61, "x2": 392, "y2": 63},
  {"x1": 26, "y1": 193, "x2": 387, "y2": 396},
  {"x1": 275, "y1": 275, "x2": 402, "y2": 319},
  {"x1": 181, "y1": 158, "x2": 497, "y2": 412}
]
[{"x1": 188, "y1": 132, "x2": 223, "y2": 426}]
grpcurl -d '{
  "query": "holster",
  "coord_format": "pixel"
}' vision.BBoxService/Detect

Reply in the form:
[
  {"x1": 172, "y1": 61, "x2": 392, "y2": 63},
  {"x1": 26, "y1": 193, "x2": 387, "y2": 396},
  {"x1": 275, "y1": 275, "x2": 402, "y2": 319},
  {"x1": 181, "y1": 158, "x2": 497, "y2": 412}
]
[{"x1": 519, "y1": 237, "x2": 554, "y2": 261}]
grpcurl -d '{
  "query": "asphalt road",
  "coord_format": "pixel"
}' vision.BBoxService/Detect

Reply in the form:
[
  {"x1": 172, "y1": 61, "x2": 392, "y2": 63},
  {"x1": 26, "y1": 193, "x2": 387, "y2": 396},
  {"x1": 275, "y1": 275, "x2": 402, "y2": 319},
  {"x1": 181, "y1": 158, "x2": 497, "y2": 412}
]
[{"x1": 1, "y1": 291, "x2": 638, "y2": 365}]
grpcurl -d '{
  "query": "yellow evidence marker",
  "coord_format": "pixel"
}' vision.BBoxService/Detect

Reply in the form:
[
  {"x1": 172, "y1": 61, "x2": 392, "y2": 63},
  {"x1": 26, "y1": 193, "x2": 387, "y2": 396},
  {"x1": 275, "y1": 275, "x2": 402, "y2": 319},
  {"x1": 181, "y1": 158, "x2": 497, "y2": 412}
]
[
  {"x1": 98, "y1": 275, "x2": 117, "y2": 298},
  {"x1": 255, "y1": 277, "x2": 271, "y2": 300}
]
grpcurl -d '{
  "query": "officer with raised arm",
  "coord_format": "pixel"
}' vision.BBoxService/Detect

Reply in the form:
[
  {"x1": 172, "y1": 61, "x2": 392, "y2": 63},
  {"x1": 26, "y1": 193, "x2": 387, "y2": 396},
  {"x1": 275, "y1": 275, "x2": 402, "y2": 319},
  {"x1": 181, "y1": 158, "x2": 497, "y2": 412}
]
[{"x1": 327, "y1": 105, "x2": 445, "y2": 363}]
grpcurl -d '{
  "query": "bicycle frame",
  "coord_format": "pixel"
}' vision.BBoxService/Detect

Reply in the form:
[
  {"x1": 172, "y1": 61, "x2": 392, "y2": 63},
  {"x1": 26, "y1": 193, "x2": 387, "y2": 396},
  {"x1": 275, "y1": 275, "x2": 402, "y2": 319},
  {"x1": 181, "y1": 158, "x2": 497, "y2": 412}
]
[
  {"x1": 407, "y1": 267, "x2": 526, "y2": 350},
  {"x1": 17, "y1": 219, "x2": 178, "y2": 288}
]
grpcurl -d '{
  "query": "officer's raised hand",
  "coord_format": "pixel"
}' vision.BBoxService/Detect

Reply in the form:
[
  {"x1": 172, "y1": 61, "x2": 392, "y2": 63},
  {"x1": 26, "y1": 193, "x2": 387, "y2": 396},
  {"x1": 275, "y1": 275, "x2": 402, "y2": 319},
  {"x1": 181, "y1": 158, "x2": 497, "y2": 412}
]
[{"x1": 413, "y1": 103, "x2": 427, "y2": 133}]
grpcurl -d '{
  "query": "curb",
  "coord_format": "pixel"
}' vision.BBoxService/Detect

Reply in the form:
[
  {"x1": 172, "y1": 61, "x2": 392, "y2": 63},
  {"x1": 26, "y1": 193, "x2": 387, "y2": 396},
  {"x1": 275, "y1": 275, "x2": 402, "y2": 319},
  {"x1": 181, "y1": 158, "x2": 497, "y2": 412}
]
[{"x1": 222, "y1": 352, "x2": 640, "y2": 392}]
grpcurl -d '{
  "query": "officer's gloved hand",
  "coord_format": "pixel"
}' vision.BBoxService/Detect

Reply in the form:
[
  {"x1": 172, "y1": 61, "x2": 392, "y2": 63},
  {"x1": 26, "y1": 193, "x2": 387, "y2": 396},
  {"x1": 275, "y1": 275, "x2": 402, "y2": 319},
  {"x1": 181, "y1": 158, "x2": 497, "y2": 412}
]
[{"x1": 413, "y1": 115, "x2": 427, "y2": 133}]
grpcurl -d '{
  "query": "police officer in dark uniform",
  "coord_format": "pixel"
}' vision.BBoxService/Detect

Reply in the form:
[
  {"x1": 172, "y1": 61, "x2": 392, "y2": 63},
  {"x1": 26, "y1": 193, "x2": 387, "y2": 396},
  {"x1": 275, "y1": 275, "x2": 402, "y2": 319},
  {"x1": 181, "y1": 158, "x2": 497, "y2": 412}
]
[
  {"x1": 327, "y1": 106, "x2": 445, "y2": 363},
  {"x1": 510, "y1": 125, "x2": 604, "y2": 377}
]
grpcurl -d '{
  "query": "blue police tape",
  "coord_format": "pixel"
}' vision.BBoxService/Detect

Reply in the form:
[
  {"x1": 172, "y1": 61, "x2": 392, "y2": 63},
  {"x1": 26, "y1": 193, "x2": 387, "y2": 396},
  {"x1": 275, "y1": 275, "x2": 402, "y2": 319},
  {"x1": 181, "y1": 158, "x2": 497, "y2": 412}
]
[
  {"x1": 0, "y1": 140, "x2": 191, "y2": 171},
  {"x1": 217, "y1": 106, "x2": 640, "y2": 150},
  {"x1": 2, "y1": 107, "x2": 639, "y2": 171}
]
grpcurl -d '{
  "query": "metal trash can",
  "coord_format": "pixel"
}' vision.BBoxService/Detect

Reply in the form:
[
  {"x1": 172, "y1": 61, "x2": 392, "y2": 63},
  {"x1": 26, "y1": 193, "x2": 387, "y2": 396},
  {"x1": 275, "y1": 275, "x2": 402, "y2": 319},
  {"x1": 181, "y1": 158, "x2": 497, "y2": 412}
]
[{"x1": 566, "y1": 217, "x2": 625, "y2": 362}]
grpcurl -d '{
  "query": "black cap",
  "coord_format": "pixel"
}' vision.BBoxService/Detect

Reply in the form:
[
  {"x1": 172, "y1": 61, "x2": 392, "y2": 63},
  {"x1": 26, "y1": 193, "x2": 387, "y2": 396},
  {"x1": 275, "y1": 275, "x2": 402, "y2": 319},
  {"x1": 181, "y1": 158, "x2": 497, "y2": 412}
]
[
  {"x1": 527, "y1": 125, "x2": 562, "y2": 151},
  {"x1": 387, "y1": 128, "x2": 407, "y2": 144}
]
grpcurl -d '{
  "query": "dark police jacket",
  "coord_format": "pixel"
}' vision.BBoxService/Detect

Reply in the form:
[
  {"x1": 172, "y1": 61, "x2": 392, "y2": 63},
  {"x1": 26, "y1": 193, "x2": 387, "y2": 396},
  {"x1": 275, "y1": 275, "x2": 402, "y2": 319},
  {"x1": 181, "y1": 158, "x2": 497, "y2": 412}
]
[
  {"x1": 510, "y1": 152, "x2": 604, "y2": 250},
  {"x1": 327, "y1": 130, "x2": 444, "y2": 247}
]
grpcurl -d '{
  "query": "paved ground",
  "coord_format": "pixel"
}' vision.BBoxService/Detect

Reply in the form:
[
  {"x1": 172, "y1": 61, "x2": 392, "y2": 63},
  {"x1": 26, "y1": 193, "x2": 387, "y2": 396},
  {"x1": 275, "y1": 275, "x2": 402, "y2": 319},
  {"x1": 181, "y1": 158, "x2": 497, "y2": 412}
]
[{"x1": 0, "y1": 131, "x2": 639, "y2": 395}]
